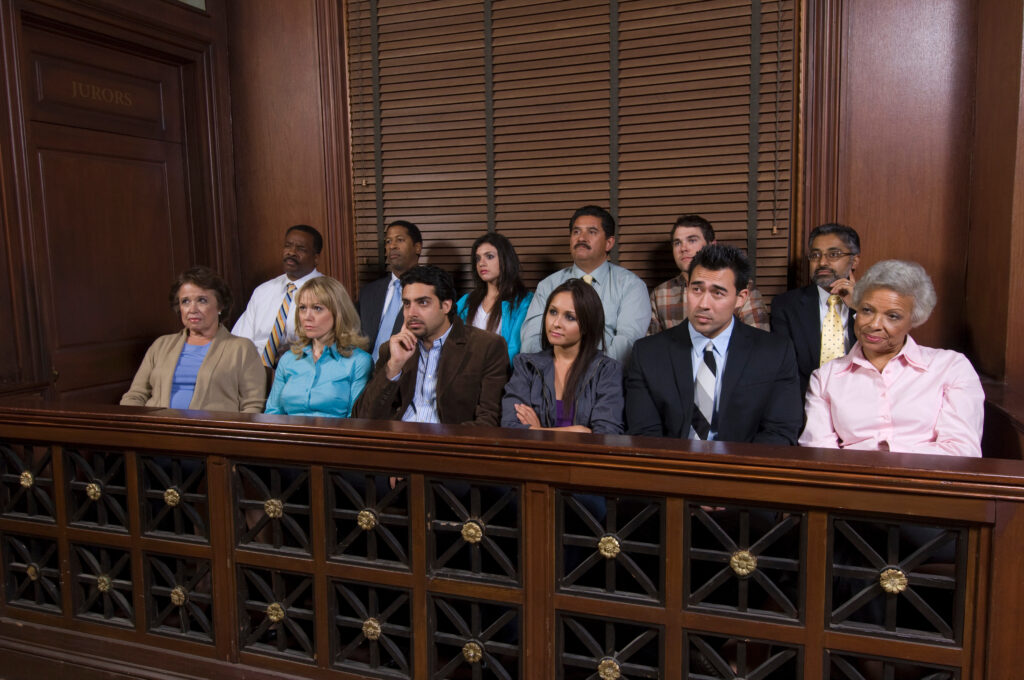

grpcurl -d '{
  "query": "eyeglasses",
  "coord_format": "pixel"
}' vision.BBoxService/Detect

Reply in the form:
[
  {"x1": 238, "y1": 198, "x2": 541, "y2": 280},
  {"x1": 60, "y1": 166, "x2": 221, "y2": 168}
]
[{"x1": 807, "y1": 250, "x2": 854, "y2": 262}]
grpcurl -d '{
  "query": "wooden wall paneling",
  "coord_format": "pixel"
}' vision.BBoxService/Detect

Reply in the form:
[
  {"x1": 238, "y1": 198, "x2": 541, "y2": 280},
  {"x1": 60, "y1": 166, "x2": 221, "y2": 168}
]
[
  {"x1": 0, "y1": 0, "x2": 45, "y2": 389},
  {"x1": 834, "y1": 0, "x2": 976, "y2": 351},
  {"x1": 226, "y1": 0, "x2": 330, "y2": 304},
  {"x1": 0, "y1": 0, "x2": 237, "y2": 402},
  {"x1": 964, "y1": 0, "x2": 1023, "y2": 381}
]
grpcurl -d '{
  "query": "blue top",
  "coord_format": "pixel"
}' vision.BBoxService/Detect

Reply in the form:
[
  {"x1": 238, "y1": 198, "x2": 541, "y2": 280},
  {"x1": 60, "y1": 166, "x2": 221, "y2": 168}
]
[
  {"x1": 456, "y1": 292, "x2": 533, "y2": 363},
  {"x1": 265, "y1": 344, "x2": 372, "y2": 418},
  {"x1": 170, "y1": 342, "x2": 211, "y2": 409}
]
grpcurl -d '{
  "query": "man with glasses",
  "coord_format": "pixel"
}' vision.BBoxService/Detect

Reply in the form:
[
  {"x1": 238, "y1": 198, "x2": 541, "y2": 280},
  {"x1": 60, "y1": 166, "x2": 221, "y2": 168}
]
[{"x1": 771, "y1": 223, "x2": 861, "y2": 397}]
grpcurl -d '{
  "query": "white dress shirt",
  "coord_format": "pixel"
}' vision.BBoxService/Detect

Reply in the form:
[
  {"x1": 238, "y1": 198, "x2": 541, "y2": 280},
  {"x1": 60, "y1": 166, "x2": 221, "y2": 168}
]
[{"x1": 231, "y1": 269, "x2": 323, "y2": 351}]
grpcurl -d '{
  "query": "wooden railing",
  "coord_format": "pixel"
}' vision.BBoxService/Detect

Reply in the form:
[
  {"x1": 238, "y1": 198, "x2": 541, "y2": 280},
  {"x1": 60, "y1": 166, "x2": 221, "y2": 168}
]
[{"x1": 1, "y1": 401, "x2": 1023, "y2": 679}]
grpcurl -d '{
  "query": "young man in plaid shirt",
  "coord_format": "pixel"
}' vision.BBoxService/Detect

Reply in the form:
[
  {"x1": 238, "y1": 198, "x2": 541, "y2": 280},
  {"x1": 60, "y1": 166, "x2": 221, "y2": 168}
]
[{"x1": 648, "y1": 215, "x2": 769, "y2": 335}]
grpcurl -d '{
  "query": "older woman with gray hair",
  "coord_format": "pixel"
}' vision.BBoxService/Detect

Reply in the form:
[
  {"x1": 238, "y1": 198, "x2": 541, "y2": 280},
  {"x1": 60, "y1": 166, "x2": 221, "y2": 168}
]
[{"x1": 799, "y1": 260, "x2": 983, "y2": 456}]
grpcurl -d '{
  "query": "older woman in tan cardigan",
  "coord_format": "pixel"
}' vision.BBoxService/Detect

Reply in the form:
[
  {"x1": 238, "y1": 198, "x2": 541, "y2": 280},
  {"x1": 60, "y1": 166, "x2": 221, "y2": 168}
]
[{"x1": 121, "y1": 266, "x2": 266, "y2": 412}]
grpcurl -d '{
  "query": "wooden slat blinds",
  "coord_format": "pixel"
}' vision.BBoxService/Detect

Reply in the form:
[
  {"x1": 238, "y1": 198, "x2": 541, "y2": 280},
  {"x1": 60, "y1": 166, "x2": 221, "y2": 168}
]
[{"x1": 347, "y1": 0, "x2": 796, "y2": 303}]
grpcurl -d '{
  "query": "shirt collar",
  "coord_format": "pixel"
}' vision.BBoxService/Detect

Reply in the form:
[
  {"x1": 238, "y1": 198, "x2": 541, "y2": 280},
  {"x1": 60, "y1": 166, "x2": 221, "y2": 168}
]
[
  {"x1": 688, "y1": 317, "x2": 735, "y2": 356},
  {"x1": 846, "y1": 335, "x2": 925, "y2": 373},
  {"x1": 420, "y1": 322, "x2": 454, "y2": 352},
  {"x1": 302, "y1": 342, "x2": 340, "y2": 360},
  {"x1": 285, "y1": 268, "x2": 321, "y2": 289},
  {"x1": 570, "y1": 259, "x2": 611, "y2": 283}
]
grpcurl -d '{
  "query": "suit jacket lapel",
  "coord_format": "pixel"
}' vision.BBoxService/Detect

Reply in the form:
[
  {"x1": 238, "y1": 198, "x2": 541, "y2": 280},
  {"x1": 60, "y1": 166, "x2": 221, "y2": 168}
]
[
  {"x1": 670, "y1": 324, "x2": 695, "y2": 437},
  {"x1": 719, "y1": 323, "x2": 754, "y2": 422},
  {"x1": 799, "y1": 284, "x2": 821, "y2": 359},
  {"x1": 435, "y1": 320, "x2": 470, "y2": 399}
]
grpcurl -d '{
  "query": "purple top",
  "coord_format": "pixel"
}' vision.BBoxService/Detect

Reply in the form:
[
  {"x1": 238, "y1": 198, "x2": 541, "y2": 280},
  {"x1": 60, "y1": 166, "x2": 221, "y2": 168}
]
[{"x1": 554, "y1": 399, "x2": 574, "y2": 428}]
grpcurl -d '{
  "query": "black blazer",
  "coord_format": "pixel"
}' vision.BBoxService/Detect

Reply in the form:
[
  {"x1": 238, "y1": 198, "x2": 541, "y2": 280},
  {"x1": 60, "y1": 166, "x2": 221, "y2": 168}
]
[
  {"x1": 625, "y1": 321, "x2": 803, "y2": 445},
  {"x1": 770, "y1": 284, "x2": 856, "y2": 396},
  {"x1": 357, "y1": 275, "x2": 405, "y2": 342}
]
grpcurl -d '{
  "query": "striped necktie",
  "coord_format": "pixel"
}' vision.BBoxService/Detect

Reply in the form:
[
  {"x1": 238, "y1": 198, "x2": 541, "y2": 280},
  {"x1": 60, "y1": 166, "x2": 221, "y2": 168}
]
[
  {"x1": 263, "y1": 282, "x2": 296, "y2": 368},
  {"x1": 820, "y1": 294, "x2": 845, "y2": 366},
  {"x1": 691, "y1": 344, "x2": 717, "y2": 440}
]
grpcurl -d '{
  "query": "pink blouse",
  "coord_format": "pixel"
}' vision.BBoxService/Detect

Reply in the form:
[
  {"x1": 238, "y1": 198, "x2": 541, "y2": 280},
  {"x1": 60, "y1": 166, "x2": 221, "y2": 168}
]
[{"x1": 799, "y1": 336, "x2": 984, "y2": 456}]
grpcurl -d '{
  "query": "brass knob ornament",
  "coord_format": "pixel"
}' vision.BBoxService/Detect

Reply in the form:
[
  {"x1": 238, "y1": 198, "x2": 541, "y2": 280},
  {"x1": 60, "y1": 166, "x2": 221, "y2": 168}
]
[
  {"x1": 264, "y1": 498, "x2": 284, "y2": 519},
  {"x1": 85, "y1": 482, "x2": 102, "y2": 501},
  {"x1": 461, "y1": 520, "x2": 483, "y2": 544},
  {"x1": 170, "y1": 586, "x2": 188, "y2": 606},
  {"x1": 598, "y1": 535, "x2": 621, "y2": 559},
  {"x1": 96, "y1": 574, "x2": 112, "y2": 593},
  {"x1": 19, "y1": 471, "x2": 33, "y2": 488},
  {"x1": 357, "y1": 509, "x2": 378, "y2": 531},
  {"x1": 462, "y1": 640, "x2": 483, "y2": 663},
  {"x1": 266, "y1": 602, "x2": 286, "y2": 622},
  {"x1": 25, "y1": 564, "x2": 39, "y2": 581},
  {"x1": 163, "y1": 487, "x2": 181, "y2": 507},
  {"x1": 730, "y1": 549, "x2": 758, "y2": 576},
  {"x1": 598, "y1": 657, "x2": 621, "y2": 679},
  {"x1": 362, "y1": 617, "x2": 382, "y2": 640},
  {"x1": 879, "y1": 567, "x2": 908, "y2": 594}
]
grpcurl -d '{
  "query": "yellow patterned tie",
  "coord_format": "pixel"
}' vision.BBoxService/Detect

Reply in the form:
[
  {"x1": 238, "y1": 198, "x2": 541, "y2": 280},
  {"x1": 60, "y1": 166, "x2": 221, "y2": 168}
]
[
  {"x1": 263, "y1": 282, "x2": 297, "y2": 368},
  {"x1": 820, "y1": 294, "x2": 845, "y2": 366},
  {"x1": 582, "y1": 274, "x2": 594, "y2": 285}
]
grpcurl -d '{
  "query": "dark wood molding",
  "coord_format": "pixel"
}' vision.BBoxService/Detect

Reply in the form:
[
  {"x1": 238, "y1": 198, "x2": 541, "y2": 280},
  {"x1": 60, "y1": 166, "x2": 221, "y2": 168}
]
[
  {"x1": 316, "y1": 0, "x2": 357, "y2": 294},
  {"x1": 799, "y1": 0, "x2": 843, "y2": 286}
]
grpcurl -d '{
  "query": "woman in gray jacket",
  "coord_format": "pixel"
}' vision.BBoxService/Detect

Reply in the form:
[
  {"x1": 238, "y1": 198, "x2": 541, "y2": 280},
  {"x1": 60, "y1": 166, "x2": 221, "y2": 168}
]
[{"x1": 501, "y1": 278, "x2": 623, "y2": 434}]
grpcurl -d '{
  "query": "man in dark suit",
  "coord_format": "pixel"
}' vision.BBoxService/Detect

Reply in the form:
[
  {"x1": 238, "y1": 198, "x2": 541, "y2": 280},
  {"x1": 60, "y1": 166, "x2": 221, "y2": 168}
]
[
  {"x1": 354, "y1": 265, "x2": 509, "y2": 426},
  {"x1": 357, "y1": 220, "x2": 424, "y2": 362},
  {"x1": 770, "y1": 223, "x2": 861, "y2": 396},
  {"x1": 626, "y1": 244, "x2": 802, "y2": 444}
]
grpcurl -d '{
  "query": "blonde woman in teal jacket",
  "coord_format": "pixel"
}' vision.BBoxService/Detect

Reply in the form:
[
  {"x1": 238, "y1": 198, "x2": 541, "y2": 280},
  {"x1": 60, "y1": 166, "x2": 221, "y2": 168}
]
[{"x1": 456, "y1": 232, "x2": 532, "y2": 362}]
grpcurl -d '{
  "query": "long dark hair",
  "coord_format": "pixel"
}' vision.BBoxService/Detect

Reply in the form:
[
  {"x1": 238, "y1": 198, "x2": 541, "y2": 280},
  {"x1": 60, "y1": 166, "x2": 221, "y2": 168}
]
[
  {"x1": 464, "y1": 232, "x2": 528, "y2": 333},
  {"x1": 540, "y1": 278, "x2": 605, "y2": 413}
]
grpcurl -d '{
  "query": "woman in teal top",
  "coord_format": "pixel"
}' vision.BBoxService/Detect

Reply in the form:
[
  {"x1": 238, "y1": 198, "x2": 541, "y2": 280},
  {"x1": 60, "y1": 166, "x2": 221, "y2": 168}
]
[
  {"x1": 455, "y1": 232, "x2": 533, "y2": 362},
  {"x1": 265, "y1": 276, "x2": 372, "y2": 418}
]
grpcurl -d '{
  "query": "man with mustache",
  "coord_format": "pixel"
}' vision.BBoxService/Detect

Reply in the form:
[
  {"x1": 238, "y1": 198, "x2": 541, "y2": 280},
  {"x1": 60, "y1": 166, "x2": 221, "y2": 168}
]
[
  {"x1": 358, "y1": 220, "x2": 424, "y2": 362},
  {"x1": 232, "y1": 224, "x2": 323, "y2": 368},
  {"x1": 770, "y1": 223, "x2": 861, "y2": 397},
  {"x1": 519, "y1": 205, "x2": 650, "y2": 363},
  {"x1": 354, "y1": 265, "x2": 509, "y2": 425}
]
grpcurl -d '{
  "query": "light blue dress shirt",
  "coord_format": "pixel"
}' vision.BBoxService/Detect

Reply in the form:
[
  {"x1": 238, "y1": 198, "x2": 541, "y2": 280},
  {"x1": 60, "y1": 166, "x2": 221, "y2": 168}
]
[
  {"x1": 519, "y1": 260, "x2": 650, "y2": 364},
  {"x1": 398, "y1": 324, "x2": 454, "y2": 424},
  {"x1": 265, "y1": 344, "x2": 372, "y2": 418},
  {"x1": 688, "y1": 318, "x2": 736, "y2": 440}
]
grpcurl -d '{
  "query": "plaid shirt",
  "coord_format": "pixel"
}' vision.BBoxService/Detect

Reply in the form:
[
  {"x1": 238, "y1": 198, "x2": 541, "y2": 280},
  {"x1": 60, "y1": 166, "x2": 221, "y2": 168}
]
[{"x1": 648, "y1": 274, "x2": 770, "y2": 335}]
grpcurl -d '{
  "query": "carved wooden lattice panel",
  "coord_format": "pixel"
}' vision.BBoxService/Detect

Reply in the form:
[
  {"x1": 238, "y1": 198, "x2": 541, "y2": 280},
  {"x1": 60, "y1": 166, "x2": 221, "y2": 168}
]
[
  {"x1": 429, "y1": 593, "x2": 520, "y2": 680},
  {"x1": 139, "y1": 455, "x2": 209, "y2": 541},
  {"x1": 557, "y1": 611, "x2": 661, "y2": 679},
  {"x1": 65, "y1": 448, "x2": 129, "y2": 531},
  {"x1": 331, "y1": 578, "x2": 413, "y2": 678},
  {"x1": 2, "y1": 532, "x2": 61, "y2": 613},
  {"x1": 0, "y1": 441, "x2": 55, "y2": 521},
  {"x1": 828, "y1": 516, "x2": 967, "y2": 643},
  {"x1": 685, "y1": 502, "x2": 804, "y2": 621},
  {"x1": 233, "y1": 462, "x2": 311, "y2": 554},
  {"x1": 684, "y1": 631, "x2": 802, "y2": 679},
  {"x1": 237, "y1": 565, "x2": 316, "y2": 663},
  {"x1": 327, "y1": 469, "x2": 411, "y2": 569},
  {"x1": 826, "y1": 650, "x2": 959, "y2": 679},
  {"x1": 145, "y1": 552, "x2": 214, "y2": 643},
  {"x1": 557, "y1": 491, "x2": 664, "y2": 604},
  {"x1": 70, "y1": 542, "x2": 133, "y2": 626},
  {"x1": 427, "y1": 478, "x2": 521, "y2": 585}
]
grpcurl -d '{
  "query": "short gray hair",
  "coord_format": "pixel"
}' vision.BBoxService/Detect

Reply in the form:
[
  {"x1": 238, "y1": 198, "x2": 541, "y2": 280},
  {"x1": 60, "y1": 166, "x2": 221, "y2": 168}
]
[{"x1": 852, "y1": 260, "x2": 936, "y2": 327}]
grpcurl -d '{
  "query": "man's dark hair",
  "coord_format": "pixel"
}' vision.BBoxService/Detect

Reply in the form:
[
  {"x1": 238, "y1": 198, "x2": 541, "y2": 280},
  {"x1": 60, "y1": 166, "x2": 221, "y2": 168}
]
[
  {"x1": 808, "y1": 222, "x2": 860, "y2": 255},
  {"x1": 687, "y1": 244, "x2": 751, "y2": 292},
  {"x1": 386, "y1": 219, "x2": 423, "y2": 245},
  {"x1": 400, "y1": 265, "x2": 456, "y2": 318},
  {"x1": 672, "y1": 214, "x2": 715, "y2": 243},
  {"x1": 286, "y1": 224, "x2": 323, "y2": 254},
  {"x1": 568, "y1": 205, "x2": 616, "y2": 239},
  {"x1": 169, "y1": 265, "x2": 233, "y2": 318}
]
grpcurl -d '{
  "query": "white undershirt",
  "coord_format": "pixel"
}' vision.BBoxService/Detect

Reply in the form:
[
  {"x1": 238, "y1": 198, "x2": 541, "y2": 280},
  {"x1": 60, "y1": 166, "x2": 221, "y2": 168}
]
[{"x1": 471, "y1": 304, "x2": 501, "y2": 334}]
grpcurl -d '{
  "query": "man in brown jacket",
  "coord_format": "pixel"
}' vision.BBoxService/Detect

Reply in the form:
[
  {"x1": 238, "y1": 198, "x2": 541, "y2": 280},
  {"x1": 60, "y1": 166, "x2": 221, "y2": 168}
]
[{"x1": 353, "y1": 265, "x2": 509, "y2": 426}]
